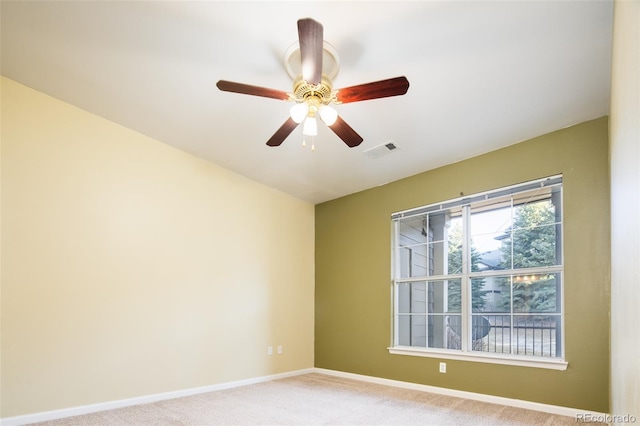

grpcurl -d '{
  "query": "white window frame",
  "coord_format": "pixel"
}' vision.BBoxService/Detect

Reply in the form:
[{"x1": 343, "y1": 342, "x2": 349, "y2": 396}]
[{"x1": 388, "y1": 176, "x2": 567, "y2": 370}]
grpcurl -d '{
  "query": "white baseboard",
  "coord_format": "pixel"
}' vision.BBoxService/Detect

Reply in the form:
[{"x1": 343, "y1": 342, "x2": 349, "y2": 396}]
[
  {"x1": 0, "y1": 368, "x2": 314, "y2": 426},
  {"x1": 1, "y1": 367, "x2": 607, "y2": 425},
  {"x1": 314, "y1": 368, "x2": 607, "y2": 420}
]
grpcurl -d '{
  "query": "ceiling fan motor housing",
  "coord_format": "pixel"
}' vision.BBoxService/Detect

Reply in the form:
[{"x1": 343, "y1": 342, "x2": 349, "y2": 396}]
[{"x1": 292, "y1": 75, "x2": 337, "y2": 110}]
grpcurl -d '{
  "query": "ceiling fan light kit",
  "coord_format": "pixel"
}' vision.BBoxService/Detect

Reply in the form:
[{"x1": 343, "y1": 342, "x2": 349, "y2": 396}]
[{"x1": 216, "y1": 18, "x2": 410, "y2": 148}]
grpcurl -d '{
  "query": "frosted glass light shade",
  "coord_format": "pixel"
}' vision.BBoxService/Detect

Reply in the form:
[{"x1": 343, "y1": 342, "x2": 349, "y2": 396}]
[
  {"x1": 290, "y1": 103, "x2": 309, "y2": 123},
  {"x1": 318, "y1": 105, "x2": 338, "y2": 125},
  {"x1": 303, "y1": 116, "x2": 318, "y2": 136}
]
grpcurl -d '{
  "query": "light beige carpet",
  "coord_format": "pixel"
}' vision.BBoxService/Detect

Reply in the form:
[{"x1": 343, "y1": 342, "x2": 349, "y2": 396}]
[{"x1": 30, "y1": 373, "x2": 588, "y2": 425}]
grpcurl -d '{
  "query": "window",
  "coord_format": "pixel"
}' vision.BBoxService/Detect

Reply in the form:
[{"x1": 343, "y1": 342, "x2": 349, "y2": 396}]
[{"x1": 390, "y1": 176, "x2": 566, "y2": 369}]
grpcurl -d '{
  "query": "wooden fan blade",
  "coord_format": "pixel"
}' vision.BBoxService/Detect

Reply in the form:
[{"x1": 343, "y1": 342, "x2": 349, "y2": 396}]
[
  {"x1": 329, "y1": 116, "x2": 364, "y2": 147},
  {"x1": 267, "y1": 118, "x2": 299, "y2": 147},
  {"x1": 297, "y1": 18, "x2": 323, "y2": 85},
  {"x1": 335, "y1": 76, "x2": 410, "y2": 104},
  {"x1": 216, "y1": 80, "x2": 290, "y2": 101}
]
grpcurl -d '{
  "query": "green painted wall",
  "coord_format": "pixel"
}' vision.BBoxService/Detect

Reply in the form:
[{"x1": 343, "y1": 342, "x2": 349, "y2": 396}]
[{"x1": 315, "y1": 116, "x2": 610, "y2": 413}]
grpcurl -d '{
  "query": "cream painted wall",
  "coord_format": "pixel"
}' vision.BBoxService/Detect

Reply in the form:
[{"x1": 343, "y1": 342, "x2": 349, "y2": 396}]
[
  {"x1": 0, "y1": 77, "x2": 315, "y2": 417},
  {"x1": 609, "y1": 0, "x2": 640, "y2": 421}
]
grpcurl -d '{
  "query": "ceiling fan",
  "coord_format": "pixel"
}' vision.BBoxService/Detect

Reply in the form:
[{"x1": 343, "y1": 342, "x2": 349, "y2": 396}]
[{"x1": 216, "y1": 18, "x2": 410, "y2": 148}]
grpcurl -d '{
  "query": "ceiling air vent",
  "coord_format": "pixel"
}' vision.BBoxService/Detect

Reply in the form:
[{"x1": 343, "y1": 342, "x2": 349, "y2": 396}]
[{"x1": 364, "y1": 141, "x2": 399, "y2": 159}]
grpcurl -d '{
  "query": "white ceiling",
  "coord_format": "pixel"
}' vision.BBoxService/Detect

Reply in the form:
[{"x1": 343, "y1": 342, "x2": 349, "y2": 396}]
[{"x1": 1, "y1": 1, "x2": 614, "y2": 204}]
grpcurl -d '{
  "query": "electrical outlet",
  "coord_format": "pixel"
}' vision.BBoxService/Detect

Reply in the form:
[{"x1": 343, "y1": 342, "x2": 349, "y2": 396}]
[
  {"x1": 277, "y1": 345, "x2": 283, "y2": 354},
  {"x1": 439, "y1": 362, "x2": 446, "y2": 373},
  {"x1": 267, "y1": 346, "x2": 273, "y2": 355}
]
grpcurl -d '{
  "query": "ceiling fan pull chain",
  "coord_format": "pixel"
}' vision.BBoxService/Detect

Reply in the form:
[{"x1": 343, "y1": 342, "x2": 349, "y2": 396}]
[{"x1": 302, "y1": 135, "x2": 316, "y2": 151}]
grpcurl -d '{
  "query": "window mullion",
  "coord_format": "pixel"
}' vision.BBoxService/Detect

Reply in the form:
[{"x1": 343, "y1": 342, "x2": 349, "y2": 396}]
[
  {"x1": 425, "y1": 215, "x2": 430, "y2": 348},
  {"x1": 461, "y1": 205, "x2": 470, "y2": 352},
  {"x1": 509, "y1": 196, "x2": 515, "y2": 355}
]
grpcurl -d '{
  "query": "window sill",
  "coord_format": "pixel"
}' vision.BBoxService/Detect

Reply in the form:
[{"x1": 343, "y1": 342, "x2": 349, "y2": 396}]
[{"x1": 388, "y1": 346, "x2": 568, "y2": 371}]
